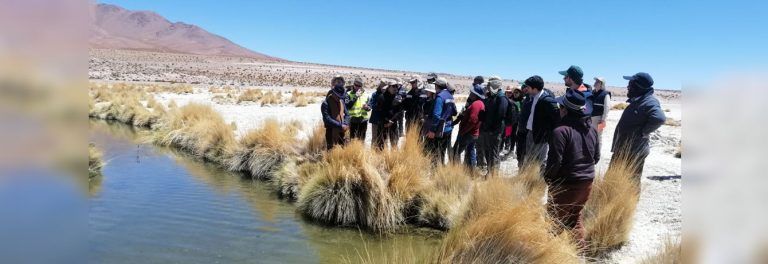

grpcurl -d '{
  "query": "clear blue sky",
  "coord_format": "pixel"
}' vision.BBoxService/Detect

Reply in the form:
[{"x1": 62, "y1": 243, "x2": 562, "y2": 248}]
[{"x1": 102, "y1": 0, "x2": 768, "y2": 90}]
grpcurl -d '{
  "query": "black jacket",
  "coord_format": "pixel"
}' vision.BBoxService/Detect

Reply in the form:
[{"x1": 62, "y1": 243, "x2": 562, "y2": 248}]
[
  {"x1": 479, "y1": 92, "x2": 509, "y2": 133},
  {"x1": 403, "y1": 87, "x2": 427, "y2": 122},
  {"x1": 376, "y1": 88, "x2": 406, "y2": 125},
  {"x1": 545, "y1": 115, "x2": 600, "y2": 184},
  {"x1": 612, "y1": 89, "x2": 666, "y2": 154},
  {"x1": 530, "y1": 89, "x2": 561, "y2": 144}
]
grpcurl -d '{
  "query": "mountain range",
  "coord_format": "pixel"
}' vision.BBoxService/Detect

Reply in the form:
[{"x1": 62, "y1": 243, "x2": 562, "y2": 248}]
[{"x1": 90, "y1": 3, "x2": 280, "y2": 60}]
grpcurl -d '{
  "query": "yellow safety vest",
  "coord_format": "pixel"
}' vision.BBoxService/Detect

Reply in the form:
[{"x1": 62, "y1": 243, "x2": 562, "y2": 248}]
[{"x1": 347, "y1": 90, "x2": 370, "y2": 119}]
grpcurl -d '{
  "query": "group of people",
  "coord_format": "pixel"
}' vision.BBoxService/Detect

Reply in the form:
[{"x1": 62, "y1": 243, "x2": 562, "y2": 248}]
[{"x1": 320, "y1": 65, "x2": 666, "y2": 244}]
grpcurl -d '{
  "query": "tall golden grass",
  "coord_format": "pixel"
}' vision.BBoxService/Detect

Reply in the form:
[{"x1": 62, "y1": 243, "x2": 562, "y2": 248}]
[
  {"x1": 612, "y1": 102, "x2": 629, "y2": 110},
  {"x1": 152, "y1": 103, "x2": 236, "y2": 164},
  {"x1": 582, "y1": 151, "x2": 641, "y2": 255},
  {"x1": 416, "y1": 163, "x2": 472, "y2": 230},
  {"x1": 228, "y1": 118, "x2": 299, "y2": 179},
  {"x1": 271, "y1": 158, "x2": 320, "y2": 201},
  {"x1": 297, "y1": 141, "x2": 402, "y2": 232},
  {"x1": 237, "y1": 88, "x2": 262, "y2": 103},
  {"x1": 382, "y1": 127, "x2": 432, "y2": 224},
  {"x1": 434, "y1": 176, "x2": 579, "y2": 263},
  {"x1": 302, "y1": 122, "x2": 326, "y2": 160},
  {"x1": 260, "y1": 90, "x2": 282, "y2": 106}
]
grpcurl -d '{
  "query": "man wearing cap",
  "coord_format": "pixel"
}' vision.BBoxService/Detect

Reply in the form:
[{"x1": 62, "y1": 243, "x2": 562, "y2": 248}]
[
  {"x1": 373, "y1": 79, "x2": 407, "y2": 150},
  {"x1": 476, "y1": 76, "x2": 508, "y2": 175},
  {"x1": 403, "y1": 74, "x2": 427, "y2": 133},
  {"x1": 522, "y1": 75, "x2": 561, "y2": 169},
  {"x1": 591, "y1": 77, "x2": 611, "y2": 141},
  {"x1": 545, "y1": 89, "x2": 600, "y2": 247},
  {"x1": 451, "y1": 84, "x2": 486, "y2": 169},
  {"x1": 559, "y1": 65, "x2": 594, "y2": 117},
  {"x1": 321, "y1": 75, "x2": 351, "y2": 150},
  {"x1": 425, "y1": 77, "x2": 457, "y2": 165},
  {"x1": 346, "y1": 77, "x2": 370, "y2": 141},
  {"x1": 612, "y1": 72, "x2": 666, "y2": 183},
  {"x1": 426, "y1": 73, "x2": 438, "y2": 85}
]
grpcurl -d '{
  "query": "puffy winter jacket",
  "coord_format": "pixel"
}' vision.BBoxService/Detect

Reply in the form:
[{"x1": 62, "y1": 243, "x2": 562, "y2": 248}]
[{"x1": 612, "y1": 89, "x2": 666, "y2": 154}]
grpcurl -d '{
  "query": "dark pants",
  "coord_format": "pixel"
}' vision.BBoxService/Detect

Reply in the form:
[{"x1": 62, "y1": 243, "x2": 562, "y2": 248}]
[
  {"x1": 548, "y1": 180, "x2": 594, "y2": 246},
  {"x1": 374, "y1": 123, "x2": 398, "y2": 150},
  {"x1": 478, "y1": 131, "x2": 502, "y2": 172},
  {"x1": 405, "y1": 116, "x2": 423, "y2": 135},
  {"x1": 349, "y1": 121, "x2": 367, "y2": 141},
  {"x1": 516, "y1": 129, "x2": 527, "y2": 168},
  {"x1": 452, "y1": 134, "x2": 478, "y2": 168},
  {"x1": 426, "y1": 135, "x2": 450, "y2": 165},
  {"x1": 325, "y1": 127, "x2": 345, "y2": 150}
]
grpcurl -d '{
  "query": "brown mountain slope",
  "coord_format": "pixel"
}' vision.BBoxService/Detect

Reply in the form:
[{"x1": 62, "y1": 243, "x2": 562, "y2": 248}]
[{"x1": 90, "y1": 3, "x2": 281, "y2": 60}]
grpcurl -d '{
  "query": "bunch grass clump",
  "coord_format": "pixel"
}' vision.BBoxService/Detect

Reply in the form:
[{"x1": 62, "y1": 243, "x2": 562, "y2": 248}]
[
  {"x1": 228, "y1": 118, "x2": 300, "y2": 179},
  {"x1": 297, "y1": 141, "x2": 402, "y2": 232},
  {"x1": 271, "y1": 158, "x2": 320, "y2": 201},
  {"x1": 435, "y1": 176, "x2": 579, "y2": 263},
  {"x1": 612, "y1": 102, "x2": 629, "y2": 110},
  {"x1": 583, "y1": 151, "x2": 641, "y2": 255},
  {"x1": 237, "y1": 88, "x2": 262, "y2": 103},
  {"x1": 152, "y1": 103, "x2": 235, "y2": 164}
]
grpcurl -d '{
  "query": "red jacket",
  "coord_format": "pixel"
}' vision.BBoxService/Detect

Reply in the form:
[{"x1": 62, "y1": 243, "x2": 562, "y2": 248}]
[{"x1": 457, "y1": 99, "x2": 485, "y2": 137}]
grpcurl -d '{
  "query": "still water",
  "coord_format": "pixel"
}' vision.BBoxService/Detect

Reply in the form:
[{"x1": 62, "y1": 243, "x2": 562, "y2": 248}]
[{"x1": 88, "y1": 121, "x2": 441, "y2": 264}]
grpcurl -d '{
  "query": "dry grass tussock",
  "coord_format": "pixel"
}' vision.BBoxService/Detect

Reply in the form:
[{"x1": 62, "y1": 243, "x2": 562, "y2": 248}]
[
  {"x1": 89, "y1": 143, "x2": 103, "y2": 179},
  {"x1": 228, "y1": 118, "x2": 300, "y2": 179},
  {"x1": 237, "y1": 88, "x2": 262, "y2": 103},
  {"x1": 582, "y1": 150, "x2": 641, "y2": 255},
  {"x1": 435, "y1": 176, "x2": 579, "y2": 264},
  {"x1": 271, "y1": 158, "x2": 321, "y2": 201},
  {"x1": 297, "y1": 141, "x2": 402, "y2": 232},
  {"x1": 612, "y1": 102, "x2": 629, "y2": 110},
  {"x1": 302, "y1": 122, "x2": 326, "y2": 160},
  {"x1": 89, "y1": 85, "x2": 165, "y2": 128},
  {"x1": 289, "y1": 89, "x2": 315, "y2": 107},
  {"x1": 381, "y1": 127, "x2": 432, "y2": 224},
  {"x1": 639, "y1": 238, "x2": 681, "y2": 264},
  {"x1": 260, "y1": 90, "x2": 282, "y2": 106},
  {"x1": 152, "y1": 103, "x2": 235, "y2": 164},
  {"x1": 416, "y1": 163, "x2": 472, "y2": 230}
]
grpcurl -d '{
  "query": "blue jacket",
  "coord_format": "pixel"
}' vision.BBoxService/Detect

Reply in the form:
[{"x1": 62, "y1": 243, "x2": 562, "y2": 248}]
[
  {"x1": 612, "y1": 89, "x2": 666, "y2": 153},
  {"x1": 321, "y1": 87, "x2": 350, "y2": 129},
  {"x1": 428, "y1": 89, "x2": 457, "y2": 136},
  {"x1": 367, "y1": 90, "x2": 382, "y2": 124}
]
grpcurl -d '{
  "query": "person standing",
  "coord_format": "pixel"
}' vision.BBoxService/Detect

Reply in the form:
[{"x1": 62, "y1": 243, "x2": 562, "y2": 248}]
[
  {"x1": 321, "y1": 75, "x2": 350, "y2": 150},
  {"x1": 522, "y1": 75, "x2": 560, "y2": 169},
  {"x1": 477, "y1": 76, "x2": 508, "y2": 175},
  {"x1": 500, "y1": 87, "x2": 520, "y2": 159},
  {"x1": 403, "y1": 74, "x2": 427, "y2": 133},
  {"x1": 544, "y1": 89, "x2": 600, "y2": 247},
  {"x1": 452, "y1": 85, "x2": 485, "y2": 169},
  {"x1": 374, "y1": 79, "x2": 406, "y2": 150},
  {"x1": 516, "y1": 84, "x2": 532, "y2": 168},
  {"x1": 368, "y1": 79, "x2": 390, "y2": 148},
  {"x1": 559, "y1": 65, "x2": 593, "y2": 117},
  {"x1": 425, "y1": 77, "x2": 457, "y2": 165},
  {"x1": 346, "y1": 77, "x2": 370, "y2": 141},
  {"x1": 591, "y1": 77, "x2": 611, "y2": 141},
  {"x1": 612, "y1": 72, "x2": 666, "y2": 182}
]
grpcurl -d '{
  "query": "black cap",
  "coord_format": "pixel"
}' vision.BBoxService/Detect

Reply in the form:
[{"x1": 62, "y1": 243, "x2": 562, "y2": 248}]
[
  {"x1": 473, "y1": 75, "x2": 484, "y2": 84},
  {"x1": 557, "y1": 89, "x2": 587, "y2": 113},
  {"x1": 623, "y1": 72, "x2": 654, "y2": 88}
]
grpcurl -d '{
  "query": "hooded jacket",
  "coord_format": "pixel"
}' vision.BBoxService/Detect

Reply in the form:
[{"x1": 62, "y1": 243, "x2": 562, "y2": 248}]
[{"x1": 545, "y1": 113, "x2": 600, "y2": 184}]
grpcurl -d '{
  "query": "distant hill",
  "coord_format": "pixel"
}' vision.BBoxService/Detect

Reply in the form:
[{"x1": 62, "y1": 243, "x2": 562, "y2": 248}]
[{"x1": 90, "y1": 3, "x2": 280, "y2": 60}]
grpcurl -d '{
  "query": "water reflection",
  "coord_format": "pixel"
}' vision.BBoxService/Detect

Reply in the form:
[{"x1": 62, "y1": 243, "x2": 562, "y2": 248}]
[{"x1": 88, "y1": 120, "x2": 441, "y2": 263}]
